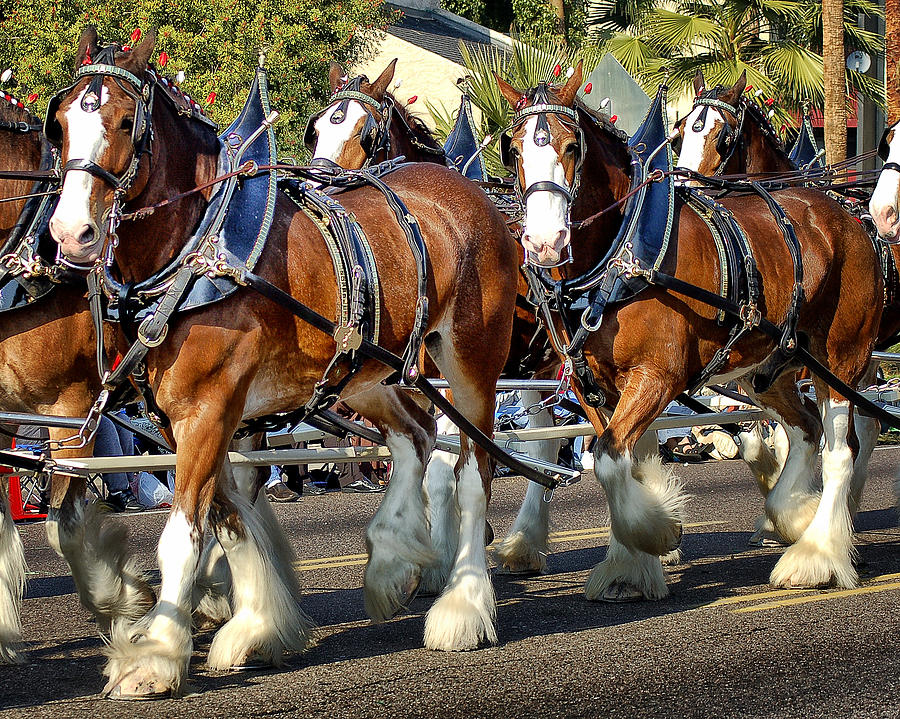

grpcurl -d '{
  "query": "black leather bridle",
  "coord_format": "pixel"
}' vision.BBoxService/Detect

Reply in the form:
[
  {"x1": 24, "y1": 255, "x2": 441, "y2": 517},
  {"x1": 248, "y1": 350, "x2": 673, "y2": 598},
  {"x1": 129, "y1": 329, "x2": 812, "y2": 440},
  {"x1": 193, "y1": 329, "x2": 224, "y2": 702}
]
[
  {"x1": 303, "y1": 76, "x2": 392, "y2": 166},
  {"x1": 45, "y1": 44, "x2": 155, "y2": 196},
  {"x1": 681, "y1": 86, "x2": 745, "y2": 176},
  {"x1": 499, "y1": 83, "x2": 585, "y2": 267}
]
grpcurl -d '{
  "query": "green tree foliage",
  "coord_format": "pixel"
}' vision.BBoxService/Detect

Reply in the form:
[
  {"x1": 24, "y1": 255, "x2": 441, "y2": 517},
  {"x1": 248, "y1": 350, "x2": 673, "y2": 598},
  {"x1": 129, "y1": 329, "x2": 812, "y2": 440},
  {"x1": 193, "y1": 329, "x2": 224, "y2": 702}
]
[
  {"x1": 587, "y1": 0, "x2": 883, "y2": 121},
  {"x1": 0, "y1": 0, "x2": 392, "y2": 156},
  {"x1": 442, "y1": 0, "x2": 587, "y2": 46}
]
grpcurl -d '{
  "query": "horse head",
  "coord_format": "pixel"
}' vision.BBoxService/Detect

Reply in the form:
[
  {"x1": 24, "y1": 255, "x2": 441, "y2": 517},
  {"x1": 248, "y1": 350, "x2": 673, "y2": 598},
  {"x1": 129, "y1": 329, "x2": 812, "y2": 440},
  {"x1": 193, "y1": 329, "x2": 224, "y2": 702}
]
[
  {"x1": 495, "y1": 63, "x2": 586, "y2": 268},
  {"x1": 47, "y1": 27, "x2": 158, "y2": 264},
  {"x1": 674, "y1": 71, "x2": 746, "y2": 175},
  {"x1": 304, "y1": 60, "x2": 397, "y2": 168},
  {"x1": 48, "y1": 27, "x2": 219, "y2": 277},
  {"x1": 871, "y1": 121, "x2": 900, "y2": 243}
]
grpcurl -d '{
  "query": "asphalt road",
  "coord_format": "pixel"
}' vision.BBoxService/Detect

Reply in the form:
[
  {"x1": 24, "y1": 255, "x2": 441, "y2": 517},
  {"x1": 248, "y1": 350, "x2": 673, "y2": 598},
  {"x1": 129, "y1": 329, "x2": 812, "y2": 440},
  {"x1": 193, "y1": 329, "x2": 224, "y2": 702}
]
[{"x1": 3, "y1": 448, "x2": 900, "y2": 718}]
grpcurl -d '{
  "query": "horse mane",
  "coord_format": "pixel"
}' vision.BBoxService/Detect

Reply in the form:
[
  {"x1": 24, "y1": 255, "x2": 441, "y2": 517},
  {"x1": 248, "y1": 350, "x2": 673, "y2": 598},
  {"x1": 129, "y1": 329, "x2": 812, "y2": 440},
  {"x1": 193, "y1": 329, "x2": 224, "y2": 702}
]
[
  {"x1": 385, "y1": 90, "x2": 442, "y2": 151},
  {"x1": 741, "y1": 97, "x2": 789, "y2": 156},
  {"x1": 149, "y1": 67, "x2": 213, "y2": 122},
  {"x1": 573, "y1": 97, "x2": 629, "y2": 144},
  {"x1": 0, "y1": 93, "x2": 40, "y2": 127}
]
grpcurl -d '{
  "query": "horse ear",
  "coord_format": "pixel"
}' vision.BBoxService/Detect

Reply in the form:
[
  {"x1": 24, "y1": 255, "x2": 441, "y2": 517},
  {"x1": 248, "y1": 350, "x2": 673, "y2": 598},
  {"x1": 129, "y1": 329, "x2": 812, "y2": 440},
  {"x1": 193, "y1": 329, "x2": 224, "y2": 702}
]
[
  {"x1": 721, "y1": 70, "x2": 747, "y2": 104},
  {"x1": 557, "y1": 60, "x2": 583, "y2": 107},
  {"x1": 495, "y1": 72, "x2": 524, "y2": 108},
  {"x1": 76, "y1": 26, "x2": 99, "y2": 67},
  {"x1": 123, "y1": 28, "x2": 157, "y2": 72},
  {"x1": 693, "y1": 70, "x2": 705, "y2": 96},
  {"x1": 328, "y1": 62, "x2": 346, "y2": 92},
  {"x1": 369, "y1": 59, "x2": 397, "y2": 100}
]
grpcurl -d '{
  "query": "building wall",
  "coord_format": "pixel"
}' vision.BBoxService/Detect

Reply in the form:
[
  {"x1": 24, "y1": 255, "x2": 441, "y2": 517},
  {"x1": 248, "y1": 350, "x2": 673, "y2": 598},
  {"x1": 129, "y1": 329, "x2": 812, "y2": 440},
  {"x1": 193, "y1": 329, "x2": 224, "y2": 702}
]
[{"x1": 351, "y1": 34, "x2": 480, "y2": 131}]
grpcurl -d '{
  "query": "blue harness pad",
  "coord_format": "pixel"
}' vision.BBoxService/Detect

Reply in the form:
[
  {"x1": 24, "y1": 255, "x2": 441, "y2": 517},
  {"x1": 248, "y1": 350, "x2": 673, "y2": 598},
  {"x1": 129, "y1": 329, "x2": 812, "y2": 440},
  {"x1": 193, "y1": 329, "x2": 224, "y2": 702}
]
[
  {"x1": 561, "y1": 85, "x2": 675, "y2": 327},
  {"x1": 443, "y1": 93, "x2": 486, "y2": 181},
  {"x1": 788, "y1": 112, "x2": 822, "y2": 170},
  {"x1": 0, "y1": 144, "x2": 62, "y2": 313},
  {"x1": 176, "y1": 66, "x2": 278, "y2": 313}
]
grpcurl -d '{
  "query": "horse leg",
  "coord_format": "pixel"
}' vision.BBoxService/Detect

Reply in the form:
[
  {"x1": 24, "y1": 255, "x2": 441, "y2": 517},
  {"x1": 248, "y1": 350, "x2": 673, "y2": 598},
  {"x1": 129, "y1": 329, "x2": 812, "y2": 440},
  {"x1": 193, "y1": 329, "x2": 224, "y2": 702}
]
[
  {"x1": 44, "y1": 432, "x2": 155, "y2": 632},
  {"x1": 419, "y1": 398, "x2": 460, "y2": 596},
  {"x1": 849, "y1": 361, "x2": 880, "y2": 515},
  {"x1": 740, "y1": 376, "x2": 822, "y2": 545},
  {"x1": 493, "y1": 392, "x2": 561, "y2": 574},
  {"x1": 741, "y1": 423, "x2": 789, "y2": 546},
  {"x1": 192, "y1": 435, "x2": 266, "y2": 631},
  {"x1": 584, "y1": 374, "x2": 686, "y2": 602},
  {"x1": 205, "y1": 456, "x2": 312, "y2": 671},
  {"x1": 102, "y1": 409, "x2": 239, "y2": 698},
  {"x1": 770, "y1": 381, "x2": 858, "y2": 589},
  {"x1": 348, "y1": 386, "x2": 436, "y2": 622},
  {"x1": 0, "y1": 478, "x2": 26, "y2": 664}
]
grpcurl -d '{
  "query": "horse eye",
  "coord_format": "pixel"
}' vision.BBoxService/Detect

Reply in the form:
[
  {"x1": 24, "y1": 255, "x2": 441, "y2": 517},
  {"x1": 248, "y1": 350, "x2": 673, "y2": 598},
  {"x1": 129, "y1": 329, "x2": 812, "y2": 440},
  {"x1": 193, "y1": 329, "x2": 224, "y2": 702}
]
[
  {"x1": 120, "y1": 117, "x2": 134, "y2": 132},
  {"x1": 564, "y1": 143, "x2": 579, "y2": 156}
]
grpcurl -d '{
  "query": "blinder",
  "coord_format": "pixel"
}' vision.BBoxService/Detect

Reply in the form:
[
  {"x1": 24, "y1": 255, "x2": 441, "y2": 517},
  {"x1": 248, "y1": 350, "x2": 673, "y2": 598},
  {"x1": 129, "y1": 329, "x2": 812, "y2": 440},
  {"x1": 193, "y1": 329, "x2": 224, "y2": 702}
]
[
  {"x1": 879, "y1": 126, "x2": 894, "y2": 163},
  {"x1": 716, "y1": 120, "x2": 734, "y2": 157},
  {"x1": 499, "y1": 131, "x2": 514, "y2": 170}
]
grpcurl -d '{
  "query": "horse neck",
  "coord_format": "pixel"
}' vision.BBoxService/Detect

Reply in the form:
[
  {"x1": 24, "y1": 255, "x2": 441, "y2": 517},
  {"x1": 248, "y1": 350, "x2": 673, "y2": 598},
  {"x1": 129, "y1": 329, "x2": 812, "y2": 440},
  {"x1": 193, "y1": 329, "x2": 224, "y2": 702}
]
[
  {"x1": 740, "y1": 118, "x2": 794, "y2": 175},
  {"x1": 0, "y1": 128, "x2": 43, "y2": 237},
  {"x1": 386, "y1": 99, "x2": 444, "y2": 164},
  {"x1": 563, "y1": 125, "x2": 632, "y2": 279},
  {"x1": 114, "y1": 101, "x2": 221, "y2": 283}
]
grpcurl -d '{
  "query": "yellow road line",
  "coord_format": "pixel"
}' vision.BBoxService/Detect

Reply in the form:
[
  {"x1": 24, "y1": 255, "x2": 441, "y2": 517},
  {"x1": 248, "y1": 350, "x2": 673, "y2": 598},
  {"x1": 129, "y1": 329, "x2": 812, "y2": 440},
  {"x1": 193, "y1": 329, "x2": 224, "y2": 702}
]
[
  {"x1": 705, "y1": 588, "x2": 818, "y2": 608},
  {"x1": 704, "y1": 571, "x2": 900, "y2": 610},
  {"x1": 731, "y1": 581, "x2": 900, "y2": 614},
  {"x1": 292, "y1": 520, "x2": 728, "y2": 572}
]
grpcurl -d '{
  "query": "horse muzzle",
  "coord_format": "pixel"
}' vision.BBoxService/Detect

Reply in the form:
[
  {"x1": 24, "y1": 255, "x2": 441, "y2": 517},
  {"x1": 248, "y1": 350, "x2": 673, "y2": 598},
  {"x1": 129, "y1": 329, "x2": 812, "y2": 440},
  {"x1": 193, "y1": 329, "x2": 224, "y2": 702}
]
[
  {"x1": 48, "y1": 216, "x2": 103, "y2": 263},
  {"x1": 522, "y1": 229, "x2": 571, "y2": 268}
]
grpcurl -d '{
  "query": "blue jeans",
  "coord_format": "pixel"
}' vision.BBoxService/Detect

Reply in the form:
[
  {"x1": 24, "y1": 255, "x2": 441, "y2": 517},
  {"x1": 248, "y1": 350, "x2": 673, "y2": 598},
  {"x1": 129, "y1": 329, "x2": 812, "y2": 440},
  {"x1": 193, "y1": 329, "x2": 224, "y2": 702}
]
[{"x1": 94, "y1": 416, "x2": 134, "y2": 494}]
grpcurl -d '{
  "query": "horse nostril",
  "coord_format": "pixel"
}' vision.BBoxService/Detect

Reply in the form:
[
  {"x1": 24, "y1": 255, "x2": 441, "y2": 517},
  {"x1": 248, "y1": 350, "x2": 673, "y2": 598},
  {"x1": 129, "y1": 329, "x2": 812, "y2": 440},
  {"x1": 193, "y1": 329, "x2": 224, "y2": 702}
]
[
  {"x1": 80, "y1": 225, "x2": 95, "y2": 247},
  {"x1": 555, "y1": 229, "x2": 569, "y2": 247}
]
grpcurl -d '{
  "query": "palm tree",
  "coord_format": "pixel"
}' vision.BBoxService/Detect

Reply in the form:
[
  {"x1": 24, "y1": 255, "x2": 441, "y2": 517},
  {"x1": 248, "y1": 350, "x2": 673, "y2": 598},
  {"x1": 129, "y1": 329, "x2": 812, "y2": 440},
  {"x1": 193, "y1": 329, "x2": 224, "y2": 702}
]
[
  {"x1": 888, "y1": 0, "x2": 900, "y2": 123},
  {"x1": 587, "y1": 0, "x2": 883, "y2": 129},
  {"x1": 822, "y1": 0, "x2": 847, "y2": 162}
]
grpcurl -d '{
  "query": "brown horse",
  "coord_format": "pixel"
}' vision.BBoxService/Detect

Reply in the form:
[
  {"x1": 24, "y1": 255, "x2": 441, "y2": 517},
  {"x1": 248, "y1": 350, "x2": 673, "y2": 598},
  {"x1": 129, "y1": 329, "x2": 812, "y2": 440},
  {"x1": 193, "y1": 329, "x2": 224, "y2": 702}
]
[
  {"x1": 0, "y1": 99, "x2": 160, "y2": 664},
  {"x1": 48, "y1": 28, "x2": 519, "y2": 697},
  {"x1": 495, "y1": 64, "x2": 881, "y2": 603},
  {"x1": 673, "y1": 72, "x2": 795, "y2": 178},
  {"x1": 305, "y1": 59, "x2": 447, "y2": 168},
  {"x1": 674, "y1": 73, "x2": 893, "y2": 529},
  {"x1": 305, "y1": 59, "x2": 565, "y2": 583}
]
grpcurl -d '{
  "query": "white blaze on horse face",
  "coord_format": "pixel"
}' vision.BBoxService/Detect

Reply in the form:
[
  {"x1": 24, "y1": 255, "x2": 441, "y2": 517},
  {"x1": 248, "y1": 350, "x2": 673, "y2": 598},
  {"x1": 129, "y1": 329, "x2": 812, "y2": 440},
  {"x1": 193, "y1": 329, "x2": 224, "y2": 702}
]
[
  {"x1": 520, "y1": 116, "x2": 571, "y2": 265},
  {"x1": 49, "y1": 86, "x2": 110, "y2": 261},
  {"x1": 311, "y1": 101, "x2": 368, "y2": 163},
  {"x1": 677, "y1": 105, "x2": 721, "y2": 172},
  {"x1": 870, "y1": 125, "x2": 900, "y2": 242}
]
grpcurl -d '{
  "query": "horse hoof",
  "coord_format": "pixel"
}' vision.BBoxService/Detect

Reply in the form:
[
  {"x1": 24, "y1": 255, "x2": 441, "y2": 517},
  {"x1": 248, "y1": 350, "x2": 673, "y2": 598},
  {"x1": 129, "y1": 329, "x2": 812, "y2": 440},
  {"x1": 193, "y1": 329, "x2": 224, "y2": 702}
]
[
  {"x1": 493, "y1": 562, "x2": 543, "y2": 576},
  {"x1": 231, "y1": 652, "x2": 271, "y2": 671},
  {"x1": 748, "y1": 530, "x2": 784, "y2": 548},
  {"x1": 598, "y1": 582, "x2": 645, "y2": 603},
  {"x1": 399, "y1": 573, "x2": 421, "y2": 610},
  {"x1": 105, "y1": 673, "x2": 172, "y2": 701}
]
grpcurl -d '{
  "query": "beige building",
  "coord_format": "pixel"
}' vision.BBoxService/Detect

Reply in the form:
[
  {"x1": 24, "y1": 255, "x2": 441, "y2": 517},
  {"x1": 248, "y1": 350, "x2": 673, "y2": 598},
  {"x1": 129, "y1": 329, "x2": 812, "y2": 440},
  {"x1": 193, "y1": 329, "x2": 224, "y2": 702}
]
[{"x1": 352, "y1": 0, "x2": 512, "y2": 130}]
